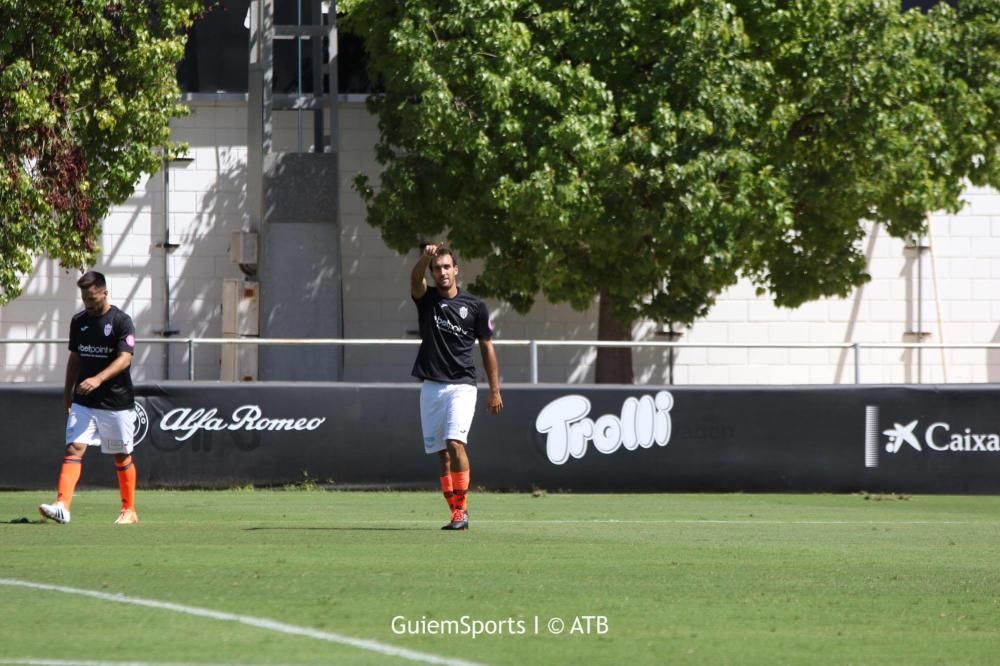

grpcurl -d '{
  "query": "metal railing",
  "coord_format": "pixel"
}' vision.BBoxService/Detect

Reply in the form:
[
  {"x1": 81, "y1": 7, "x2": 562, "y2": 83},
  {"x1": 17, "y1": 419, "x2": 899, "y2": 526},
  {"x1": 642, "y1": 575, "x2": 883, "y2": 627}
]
[{"x1": 4, "y1": 337, "x2": 1000, "y2": 383}]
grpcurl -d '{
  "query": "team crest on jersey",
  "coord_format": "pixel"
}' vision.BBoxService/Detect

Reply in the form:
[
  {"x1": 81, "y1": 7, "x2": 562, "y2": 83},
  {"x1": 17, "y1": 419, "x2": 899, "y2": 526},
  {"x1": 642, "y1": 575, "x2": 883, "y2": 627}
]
[
  {"x1": 459, "y1": 306, "x2": 469, "y2": 319},
  {"x1": 104, "y1": 323, "x2": 113, "y2": 336}
]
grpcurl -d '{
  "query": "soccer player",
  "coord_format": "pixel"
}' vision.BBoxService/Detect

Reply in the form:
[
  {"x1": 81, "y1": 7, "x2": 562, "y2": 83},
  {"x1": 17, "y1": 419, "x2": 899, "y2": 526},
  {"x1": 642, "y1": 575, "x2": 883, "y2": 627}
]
[
  {"x1": 410, "y1": 244, "x2": 503, "y2": 530},
  {"x1": 39, "y1": 271, "x2": 139, "y2": 525}
]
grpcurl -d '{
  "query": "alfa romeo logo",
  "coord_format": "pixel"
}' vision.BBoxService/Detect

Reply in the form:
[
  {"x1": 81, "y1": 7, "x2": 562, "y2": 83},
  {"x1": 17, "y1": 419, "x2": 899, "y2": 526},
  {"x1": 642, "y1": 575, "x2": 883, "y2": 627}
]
[{"x1": 133, "y1": 403, "x2": 150, "y2": 445}]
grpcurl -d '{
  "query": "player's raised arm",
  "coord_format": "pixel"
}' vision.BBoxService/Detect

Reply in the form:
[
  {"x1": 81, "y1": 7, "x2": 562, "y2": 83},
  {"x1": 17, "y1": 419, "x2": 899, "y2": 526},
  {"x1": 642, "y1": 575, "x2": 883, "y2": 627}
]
[{"x1": 410, "y1": 243, "x2": 438, "y2": 300}]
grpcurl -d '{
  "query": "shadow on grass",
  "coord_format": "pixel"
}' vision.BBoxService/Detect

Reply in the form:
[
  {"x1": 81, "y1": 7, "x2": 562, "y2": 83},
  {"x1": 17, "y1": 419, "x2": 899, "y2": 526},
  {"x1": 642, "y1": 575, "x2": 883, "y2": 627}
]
[{"x1": 4, "y1": 517, "x2": 45, "y2": 525}]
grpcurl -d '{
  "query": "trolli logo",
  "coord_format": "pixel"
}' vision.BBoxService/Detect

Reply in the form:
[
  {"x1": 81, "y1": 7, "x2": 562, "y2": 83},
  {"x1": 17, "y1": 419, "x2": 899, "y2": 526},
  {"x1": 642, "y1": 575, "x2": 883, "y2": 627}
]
[
  {"x1": 865, "y1": 405, "x2": 1000, "y2": 468},
  {"x1": 536, "y1": 391, "x2": 673, "y2": 465},
  {"x1": 159, "y1": 405, "x2": 327, "y2": 442}
]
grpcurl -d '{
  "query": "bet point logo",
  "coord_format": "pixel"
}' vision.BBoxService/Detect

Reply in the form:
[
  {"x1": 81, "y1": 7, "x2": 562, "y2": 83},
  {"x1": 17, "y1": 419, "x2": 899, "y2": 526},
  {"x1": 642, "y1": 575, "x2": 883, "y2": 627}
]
[{"x1": 133, "y1": 403, "x2": 150, "y2": 445}]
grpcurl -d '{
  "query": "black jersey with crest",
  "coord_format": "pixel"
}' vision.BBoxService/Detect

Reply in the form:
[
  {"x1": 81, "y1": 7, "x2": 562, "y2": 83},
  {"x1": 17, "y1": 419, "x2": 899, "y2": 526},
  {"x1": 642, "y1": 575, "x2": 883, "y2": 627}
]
[
  {"x1": 411, "y1": 288, "x2": 493, "y2": 385},
  {"x1": 68, "y1": 306, "x2": 136, "y2": 410}
]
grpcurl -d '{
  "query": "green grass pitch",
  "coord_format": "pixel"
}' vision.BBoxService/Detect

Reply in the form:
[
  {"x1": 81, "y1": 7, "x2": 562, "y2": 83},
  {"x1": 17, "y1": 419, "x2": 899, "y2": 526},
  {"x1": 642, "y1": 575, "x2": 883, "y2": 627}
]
[{"x1": 2, "y1": 490, "x2": 1000, "y2": 665}]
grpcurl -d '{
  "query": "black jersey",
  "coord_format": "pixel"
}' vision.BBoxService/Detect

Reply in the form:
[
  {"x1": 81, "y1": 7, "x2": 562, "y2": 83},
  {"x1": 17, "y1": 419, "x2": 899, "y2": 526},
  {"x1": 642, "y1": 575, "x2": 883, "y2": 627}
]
[
  {"x1": 411, "y1": 288, "x2": 493, "y2": 385},
  {"x1": 68, "y1": 305, "x2": 136, "y2": 410}
]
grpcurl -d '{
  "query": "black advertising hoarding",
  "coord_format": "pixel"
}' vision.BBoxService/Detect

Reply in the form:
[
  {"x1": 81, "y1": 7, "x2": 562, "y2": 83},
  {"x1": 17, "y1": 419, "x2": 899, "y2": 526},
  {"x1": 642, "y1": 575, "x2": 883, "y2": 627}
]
[{"x1": 2, "y1": 382, "x2": 999, "y2": 493}]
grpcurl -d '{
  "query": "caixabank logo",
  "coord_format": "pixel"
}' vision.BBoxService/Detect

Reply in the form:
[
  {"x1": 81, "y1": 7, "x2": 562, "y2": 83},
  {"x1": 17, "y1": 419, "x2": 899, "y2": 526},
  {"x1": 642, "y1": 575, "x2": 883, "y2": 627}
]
[{"x1": 864, "y1": 405, "x2": 1000, "y2": 468}]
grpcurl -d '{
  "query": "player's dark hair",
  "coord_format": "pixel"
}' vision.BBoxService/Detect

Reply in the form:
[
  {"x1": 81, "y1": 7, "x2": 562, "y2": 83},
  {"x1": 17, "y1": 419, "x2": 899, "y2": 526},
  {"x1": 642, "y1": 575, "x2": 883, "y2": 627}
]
[
  {"x1": 77, "y1": 271, "x2": 107, "y2": 290},
  {"x1": 434, "y1": 246, "x2": 457, "y2": 266}
]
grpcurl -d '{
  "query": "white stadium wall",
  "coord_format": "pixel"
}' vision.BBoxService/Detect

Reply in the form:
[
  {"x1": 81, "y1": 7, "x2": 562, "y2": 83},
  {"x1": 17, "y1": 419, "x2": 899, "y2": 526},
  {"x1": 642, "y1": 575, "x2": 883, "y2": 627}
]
[{"x1": 2, "y1": 96, "x2": 1000, "y2": 385}]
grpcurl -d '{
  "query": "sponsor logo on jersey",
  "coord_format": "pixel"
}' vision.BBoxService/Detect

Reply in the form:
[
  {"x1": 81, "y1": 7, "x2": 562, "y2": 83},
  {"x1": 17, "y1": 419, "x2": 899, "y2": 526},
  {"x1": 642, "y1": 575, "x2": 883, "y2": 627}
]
[
  {"x1": 77, "y1": 344, "x2": 114, "y2": 355},
  {"x1": 434, "y1": 314, "x2": 468, "y2": 337}
]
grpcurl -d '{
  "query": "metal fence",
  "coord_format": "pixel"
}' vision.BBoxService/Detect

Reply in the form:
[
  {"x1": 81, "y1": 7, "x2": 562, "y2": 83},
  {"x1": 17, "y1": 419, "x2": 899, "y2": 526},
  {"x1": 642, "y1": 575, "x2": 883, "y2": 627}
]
[{"x1": 4, "y1": 337, "x2": 1000, "y2": 383}]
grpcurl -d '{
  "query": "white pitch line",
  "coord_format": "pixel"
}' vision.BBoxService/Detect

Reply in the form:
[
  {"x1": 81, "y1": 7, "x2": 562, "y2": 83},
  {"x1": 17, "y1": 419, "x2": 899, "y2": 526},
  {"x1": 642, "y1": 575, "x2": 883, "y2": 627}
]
[
  {"x1": 0, "y1": 579, "x2": 484, "y2": 666},
  {"x1": 479, "y1": 519, "x2": 970, "y2": 525},
  {"x1": 245, "y1": 518, "x2": 970, "y2": 526},
  {"x1": 0, "y1": 660, "x2": 272, "y2": 666}
]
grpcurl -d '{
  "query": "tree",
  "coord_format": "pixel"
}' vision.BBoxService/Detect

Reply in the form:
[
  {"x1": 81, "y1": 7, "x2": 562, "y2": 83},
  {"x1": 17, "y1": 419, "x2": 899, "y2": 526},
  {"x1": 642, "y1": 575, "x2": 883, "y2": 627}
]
[
  {"x1": 344, "y1": 0, "x2": 1000, "y2": 382},
  {"x1": 0, "y1": 0, "x2": 204, "y2": 304}
]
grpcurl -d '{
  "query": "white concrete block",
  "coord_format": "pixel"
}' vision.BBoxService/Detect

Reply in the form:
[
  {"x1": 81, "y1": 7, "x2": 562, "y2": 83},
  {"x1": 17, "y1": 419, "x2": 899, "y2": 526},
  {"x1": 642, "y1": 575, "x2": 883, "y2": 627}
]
[
  {"x1": 170, "y1": 255, "x2": 218, "y2": 279},
  {"x1": 851, "y1": 322, "x2": 895, "y2": 341},
  {"x1": 933, "y1": 236, "x2": 973, "y2": 257},
  {"x1": 969, "y1": 278, "x2": 997, "y2": 300},
  {"x1": 788, "y1": 348, "x2": 834, "y2": 365},
  {"x1": 747, "y1": 301, "x2": 788, "y2": 322},
  {"x1": 958, "y1": 190, "x2": 1000, "y2": 217},
  {"x1": 728, "y1": 323, "x2": 771, "y2": 344},
  {"x1": 809, "y1": 365, "x2": 842, "y2": 384},
  {"x1": 719, "y1": 280, "x2": 761, "y2": 299},
  {"x1": 787, "y1": 299, "x2": 830, "y2": 322},
  {"x1": 766, "y1": 322, "x2": 813, "y2": 343},
  {"x1": 727, "y1": 365, "x2": 770, "y2": 384},
  {"x1": 862, "y1": 278, "x2": 896, "y2": 300},
  {"x1": 970, "y1": 237, "x2": 1000, "y2": 258},
  {"x1": 706, "y1": 347, "x2": 748, "y2": 366},
  {"x1": 341, "y1": 129, "x2": 380, "y2": 154},
  {"x1": 939, "y1": 279, "x2": 972, "y2": 300},
  {"x1": 169, "y1": 191, "x2": 197, "y2": 214},
  {"x1": 706, "y1": 300, "x2": 748, "y2": 322},
  {"x1": 826, "y1": 298, "x2": 867, "y2": 323},
  {"x1": 172, "y1": 127, "x2": 216, "y2": 148},
  {"x1": 104, "y1": 233, "x2": 155, "y2": 257},
  {"x1": 947, "y1": 217, "x2": 990, "y2": 239},
  {"x1": 685, "y1": 322, "x2": 730, "y2": 343},
  {"x1": 868, "y1": 300, "x2": 907, "y2": 323},
  {"x1": 748, "y1": 348, "x2": 787, "y2": 365},
  {"x1": 339, "y1": 107, "x2": 366, "y2": 130},
  {"x1": 170, "y1": 168, "x2": 215, "y2": 193},
  {"x1": 689, "y1": 365, "x2": 731, "y2": 385},
  {"x1": 966, "y1": 322, "x2": 1000, "y2": 342},
  {"x1": 216, "y1": 128, "x2": 249, "y2": 148}
]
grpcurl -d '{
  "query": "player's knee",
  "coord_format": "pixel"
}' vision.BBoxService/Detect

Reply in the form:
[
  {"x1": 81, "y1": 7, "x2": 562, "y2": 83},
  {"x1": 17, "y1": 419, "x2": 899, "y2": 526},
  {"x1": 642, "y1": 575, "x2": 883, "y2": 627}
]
[{"x1": 66, "y1": 442, "x2": 86, "y2": 457}]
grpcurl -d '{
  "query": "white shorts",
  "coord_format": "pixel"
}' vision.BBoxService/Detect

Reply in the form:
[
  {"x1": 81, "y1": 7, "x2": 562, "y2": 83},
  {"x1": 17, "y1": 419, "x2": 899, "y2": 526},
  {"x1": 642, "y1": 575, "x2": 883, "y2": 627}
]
[
  {"x1": 66, "y1": 403, "x2": 137, "y2": 454},
  {"x1": 420, "y1": 382, "x2": 478, "y2": 454}
]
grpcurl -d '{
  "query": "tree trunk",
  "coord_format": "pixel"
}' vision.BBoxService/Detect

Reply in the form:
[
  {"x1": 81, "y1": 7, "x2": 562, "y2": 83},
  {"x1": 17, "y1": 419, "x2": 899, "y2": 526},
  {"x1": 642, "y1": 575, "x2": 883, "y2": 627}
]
[{"x1": 594, "y1": 289, "x2": 634, "y2": 384}]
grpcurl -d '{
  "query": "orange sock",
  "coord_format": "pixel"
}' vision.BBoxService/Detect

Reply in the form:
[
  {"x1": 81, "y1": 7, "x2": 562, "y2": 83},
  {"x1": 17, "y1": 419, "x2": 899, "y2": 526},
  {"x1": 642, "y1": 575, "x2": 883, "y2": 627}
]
[
  {"x1": 116, "y1": 456, "x2": 136, "y2": 510},
  {"x1": 56, "y1": 456, "x2": 83, "y2": 508},
  {"x1": 439, "y1": 474, "x2": 455, "y2": 510},
  {"x1": 450, "y1": 470, "x2": 470, "y2": 512}
]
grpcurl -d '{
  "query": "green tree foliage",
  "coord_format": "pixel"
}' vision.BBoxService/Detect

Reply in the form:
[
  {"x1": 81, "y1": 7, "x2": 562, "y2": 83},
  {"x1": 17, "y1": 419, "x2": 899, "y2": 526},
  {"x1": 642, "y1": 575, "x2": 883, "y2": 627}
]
[
  {"x1": 345, "y1": 0, "x2": 1000, "y2": 381},
  {"x1": 0, "y1": 0, "x2": 203, "y2": 303}
]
